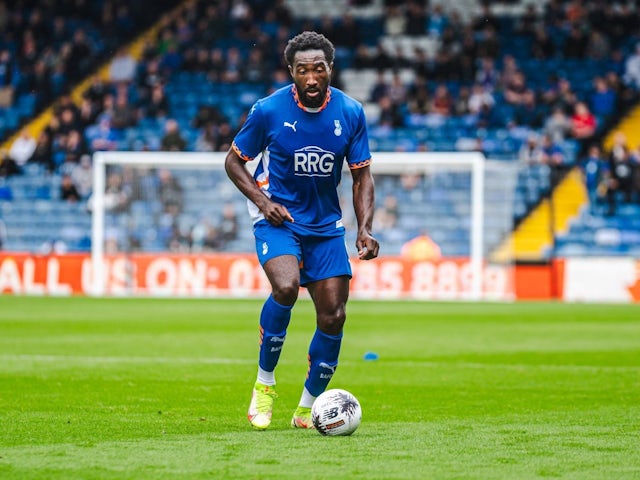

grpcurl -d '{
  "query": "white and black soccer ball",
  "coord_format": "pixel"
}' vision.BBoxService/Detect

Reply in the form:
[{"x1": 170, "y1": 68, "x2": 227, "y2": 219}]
[{"x1": 311, "y1": 388, "x2": 362, "y2": 436}]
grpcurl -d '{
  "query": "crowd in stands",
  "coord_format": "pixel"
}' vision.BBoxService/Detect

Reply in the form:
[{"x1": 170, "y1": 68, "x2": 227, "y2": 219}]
[{"x1": 1, "y1": 0, "x2": 640, "y2": 253}]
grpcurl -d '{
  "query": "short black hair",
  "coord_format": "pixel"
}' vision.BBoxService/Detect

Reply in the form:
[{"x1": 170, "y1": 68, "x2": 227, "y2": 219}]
[{"x1": 284, "y1": 31, "x2": 335, "y2": 67}]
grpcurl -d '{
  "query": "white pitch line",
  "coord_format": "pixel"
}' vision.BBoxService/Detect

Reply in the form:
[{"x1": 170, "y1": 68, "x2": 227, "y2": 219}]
[
  {"x1": 0, "y1": 354, "x2": 637, "y2": 373},
  {"x1": 0, "y1": 354, "x2": 256, "y2": 365}
]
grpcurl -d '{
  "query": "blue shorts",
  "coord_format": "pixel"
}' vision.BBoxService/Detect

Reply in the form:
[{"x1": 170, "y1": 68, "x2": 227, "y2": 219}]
[{"x1": 253, "y1": 220, "x2": 352, "y2": 286}]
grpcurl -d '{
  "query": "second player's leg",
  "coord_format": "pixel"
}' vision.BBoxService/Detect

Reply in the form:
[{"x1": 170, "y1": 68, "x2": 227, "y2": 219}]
[
  {"x1": 258, "y1": 254, "x2": 301, "y2": 372},
  {"x1": 304, "y1": 276, "x2": 350, "y2": 396},
  {"x1": 307, "y1": 276, "x2": 350, "y2": 335},
  {"x1": 248, "y1": 255, "x2": 302, "y2": 429}
]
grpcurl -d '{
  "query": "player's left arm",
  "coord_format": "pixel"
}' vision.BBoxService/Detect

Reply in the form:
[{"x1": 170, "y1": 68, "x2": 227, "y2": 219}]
[{"x1": 351, "y1": 164, "x2": 379, "y2": 260}]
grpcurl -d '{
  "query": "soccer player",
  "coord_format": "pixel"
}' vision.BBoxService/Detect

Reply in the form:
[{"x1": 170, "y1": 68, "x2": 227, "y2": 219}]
[{"x1": 225, "y1": 31, "x2": 379, "y2": 430}]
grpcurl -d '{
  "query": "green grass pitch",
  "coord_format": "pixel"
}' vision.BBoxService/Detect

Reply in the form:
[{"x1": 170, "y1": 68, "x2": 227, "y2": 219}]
[{"x1": 0, "y1": 296, "x2": 638, "y2": 479}]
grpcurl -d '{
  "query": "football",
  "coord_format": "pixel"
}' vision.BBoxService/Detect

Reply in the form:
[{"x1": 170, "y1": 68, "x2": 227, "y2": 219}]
[{"x1": 311, "y1": 388, "x2": 362, "y2": 436}]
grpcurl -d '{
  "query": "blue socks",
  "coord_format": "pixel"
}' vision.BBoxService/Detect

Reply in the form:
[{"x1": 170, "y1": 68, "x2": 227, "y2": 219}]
[
  {"x1": 257, "y1": 295, "x2": 343, "y2": 398},
  {"x1": 258, "y1": 295, "x2": 292, "y2": 372},
  {"x1": 304, "y1": 328, "x2": 343, "y2": 397}
]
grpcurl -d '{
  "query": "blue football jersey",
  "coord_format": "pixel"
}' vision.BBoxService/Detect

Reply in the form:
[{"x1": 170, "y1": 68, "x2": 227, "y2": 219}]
[{"x1": 231, "y1": 84, "x2": 372, "y2": 237}]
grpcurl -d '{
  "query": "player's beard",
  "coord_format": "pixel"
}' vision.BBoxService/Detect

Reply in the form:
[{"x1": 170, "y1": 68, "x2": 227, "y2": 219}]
[{"x1": 299, "y1": 87, "x2": 327, "y2": 109}]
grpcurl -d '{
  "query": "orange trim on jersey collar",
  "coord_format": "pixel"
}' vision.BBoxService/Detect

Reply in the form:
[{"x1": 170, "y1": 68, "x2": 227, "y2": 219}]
[{"x1": 292, "y1": 85, "x2": 331, "y2": 112}]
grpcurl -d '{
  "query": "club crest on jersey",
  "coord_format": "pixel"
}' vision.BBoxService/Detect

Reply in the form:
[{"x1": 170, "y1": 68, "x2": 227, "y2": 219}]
[
  {"x1": 294, "y1": 146, "x2": 336, "y2": 177},
  {"x1": 334, "y1": 120, "x2": 342, "y2": 136}
]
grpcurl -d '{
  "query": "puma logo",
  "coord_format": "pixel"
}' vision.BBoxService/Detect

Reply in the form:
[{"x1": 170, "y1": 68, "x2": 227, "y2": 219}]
[
  {"x1": 284, "y1": 121, "x2": 297, "y2": 132},
  {"x1": 318, "y1": 362, "x2": 336, "y2": 373}
]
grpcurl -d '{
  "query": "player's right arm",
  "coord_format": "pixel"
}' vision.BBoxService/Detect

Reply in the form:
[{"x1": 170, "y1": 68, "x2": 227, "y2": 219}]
[{"x1": 224, "y1": 148, "x2": 293, "y2": 226}]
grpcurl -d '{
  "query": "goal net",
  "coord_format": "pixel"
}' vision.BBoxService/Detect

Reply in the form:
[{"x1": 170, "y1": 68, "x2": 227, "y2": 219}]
[{"x1": 90, "y1": 151, "x2": 517, "y2": 300}]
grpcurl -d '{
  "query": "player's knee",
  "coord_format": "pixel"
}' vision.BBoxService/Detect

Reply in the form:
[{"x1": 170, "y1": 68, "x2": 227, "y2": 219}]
[
  {"x1": 272, "y1": 280, "x2": 299, "y2": 305},
  {"x1": 318, "y1": 305, "x2": 346, "y2": 335}
]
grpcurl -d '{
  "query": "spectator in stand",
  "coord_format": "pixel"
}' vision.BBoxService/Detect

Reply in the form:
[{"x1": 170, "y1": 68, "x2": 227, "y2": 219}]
[
  {"x1": 387, "y1": 70, "x2": 407, "y2": 105},
  {"x1": 28, "y1": 131, "x2": 55, "y2": 173},
  {"x1": 454, "y1": 86, "x2": 472, "y2": 116},
  {"x1": 550, "y1": 77, "x2": 578, "y2": 114},
  {"x1": 370, "y1": 41, "x2": 395, "y2": 70},
  {"x1": 427, "y1": 3, "x2": 449, "y2": 37},
  {"x1": 544, "y1": 0, "x2": 565, "y2": 26},
  {"x1": 563, "y1": 25, "x2": 588, "y2": 59},
  {"x1": 540, "y1": 134, "x2": 566, "y2": 167},
  {"x1": 475, "y1": 57, "x2": 499, "y2": 92},
  {"x1": 29, "y1": 60, "x2": 53, "y2": 110},
  {"x1": 67, "y1": 28, "x2": 96, "y2": 77},
  {"x1": 159, "y1": 42, "x2": 183, "y2": 76},
  {"x1": 476, "y1": 25, "x2": 500, "y2": 59},
  {"x1": 352, "y1": 44, "x2": 375, "y2": 69},
  {"x1": 84, "y1": 74, "x2": 110, "y2": 113},
  {"x1": 145, "y1": 83, "x2": 170, "y2": 120},
  {"x1": 586, "y1": 30, "x2": 611, "y2": 61},
  {"x1": 383, "y1": 4, "x2": 406, "y2": 36},
  {"x1": 219, "y1": 202, "x2": 239, "y2": 245},
  {"x1": 89, "y1": 118, "x2": 119, "y2": 152},
  {"x1": 71, "y1": 155, "x2": 93, "y2": 199},
  {"x1": 186, "y1": 47, "x2": 208, "y2": 73},
  {"x1": 429, "y1": 84, "x2": 453, "y2": 116},
  {"x1": 623, "y1": 43, "x2": 640, "y2": 89},
  {"x1": 519, "y1": 133, "x2": 544, "y2": 166},
  {"x1": 57, "y1": 106, "x2": 82, "y2": 140},
  {"x1": 530, "y1": 25, "x2": 555, "y2": 60},
  {"x1": 580, "y1": 144, "x2": 610, "y2": 215},
  {"x1": 206, "y1": 47, "x2": 227, "y2": 81},
  {"x1": 467, "y1": 83, "x2": 495, "y2": 116},
  {"x1": 334, "y1": 13, "x2": 361, "y2": 49},
  {"x1": 317, "y1": 15, "x2": 338, "y2": 44},
  {"x1": 504, "y1": 71, "x2": 535, "y2": 107},
  {"x1": 137, "y1": 56, "x2": 166, "y2": 100},
  {"x1": 244, "y1": 47, "x2": 269, "y2": 84},
  {"x1": 407, "y1": 84, "x2": 430, "y2": 115},
  {"x1": 96, "y1": 93, "x2": 116, "y2": 125},
  {"x1": 57, "y1": 129, "x2": 88, "y2": 169},
  {"x1": 194, "y1": 123, "x2": 217, "y2": 151},
  {"x1": 499, "y1": 55, "x2": 520, "y2": 90},
  {"x1": 160, "y1": 118, "x2": 187, "y2": 151},
  {"x1": 405, "y1": 1, "x2": 427, "y2": 36},
  {"x1": 8, "y1": 128, "x2": 37, "y2": 171},
  {"x1": 78, "y1": 97, "x2": 101, "y2": 129},
  {"x1": 111, "y1": 93, "x2": 139, "y2": 130},
  {"x1": 98, "y1": 171, "x2": 132, "y2": 214},
  {"x1": 0, "y1": 149, "x2": 19, "y2": 177},
  {"x1": 517, "y1": 3, "x2": 539, "y2": 36},
  {"x1": 0, "y1": 49, "x2": 15, "y2": 107},
  {"x1": 376, "y1": 94, "x2": 405, "y2": 129},
  {"x1": 60, "y1": 173, "x2": 81, "y2": 203},
  {"x1": 369, "y1": 69, "x2": 390, "y2": 103},
  {"x1": 269, "y1": 68, "x2": 289, "y2": 92},
  {"x1": 192, "y1": 104, "x2": 226, "y2": 130},
  {"x1": 109, "y1": 46, "x2": 137, "y2": 85},
  {"x1": 374, "y1": 194, "x2": 404, "y2": 244},
  {"x1": 570, "y1": 101, "x2": 597, "y2": 140},
  {"x1": 589, "y1": 76, "x2": 617, "y2": 122},
  {"x1": 158, "y1": 168, "x2": 183, "y2": 215},
  {"x1": 222, "y1": 46, "x2": 243, "y2": 83},
  {"x1": 608, "y1": 131, "x2": 637, "y2": 206},
  {"x1": 214, "y1": 121, "x2": 235, "y2": 151},
  {"x1": 544, "y1": 106, "x2": 572, "y2": 144},
  {"x1": 191, "y1": 217, "x2": 212, "y2": 252}
]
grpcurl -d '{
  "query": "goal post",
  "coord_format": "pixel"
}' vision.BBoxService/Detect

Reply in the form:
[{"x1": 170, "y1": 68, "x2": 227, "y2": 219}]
[{"x1": 90, "y1": 151, "x2": 516, "y2": 299}]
